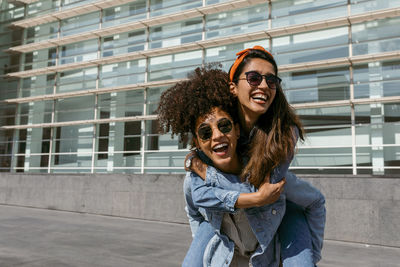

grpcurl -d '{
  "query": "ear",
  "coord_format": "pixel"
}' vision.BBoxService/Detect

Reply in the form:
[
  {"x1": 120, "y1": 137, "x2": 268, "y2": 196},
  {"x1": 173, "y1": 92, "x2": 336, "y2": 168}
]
[
  {"x1": 192, "y1": 136, "x2": 199, "y2": 149},
  {"x1": 229, "y1": 82, "x2": 238, "y2": 97}
]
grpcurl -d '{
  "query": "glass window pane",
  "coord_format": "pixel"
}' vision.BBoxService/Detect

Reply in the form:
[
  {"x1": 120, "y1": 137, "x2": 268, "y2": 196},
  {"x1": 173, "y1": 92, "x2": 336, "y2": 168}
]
[
  {"x1": 60, "y1": 39, "x2": 98, "y2": 64},
  {"x1": 273, "y1": 27, "x2": 348, "y2": 64},
  {"x1": 0, "y1": 103, "x2": 16, "y2": 126},
  {"x1": 353, "y1": 61, "x2": 400, "y2": 98},
  {"x1": 144, "y1": 150, "x2": 187, "y2": 168},
  {"x1": 355, "y1": 103, "x2": 400, "y2": 145},
  {"x1": 102, "y1": 1, "x2": 146, "y2": 28},
  {"x1": 27, "y1": 0, "x2": 59, "y2": 18},
  {"x1": 283, "y1": 67, "x2": 350, "y2": 104},
  {"x1": 356, "y1": 146, "x2": 400, "y2": 175},
  {"x1": 148, "y1": 50, "x2": 202, "y2": 81},
  {"x1": 53, "y1": 125, "x2": 93, "y2": 154},
  {"x1": 25, "y1": 100, "x2": 53, "y2": 124},
  {"x1": 57, "y1": 67, "x2": 97, "y2": 93},
  {"x1": 112, "y1": 152, "x2": 142, "y2": 168},
  {"x1": 26, "y1": 22, "x2": 58, "y2": 44},
  {"x1": 98, "y1": 94, "x2": 111, "y2": 119},
  {"x1": 60, "y1": 12, "x2": 100, "y2": 37},
  {"x1": 352, "y1": 17, "x2": 400, "y2": 56},
  {"x1": 292, "y1": 147, "x2": 353, "y2": 173},
  {"x1": 272, "y1": 0, "x2": 347, "y2": 28},
  {"x1": 100, "y1": 60, "x2": 146, "y2": 87},
  {"x1": 24, "y1": 48, "x2": 56, "y2": 70},
  {"x1": 61, "y1": 0, "x2": 97, "y2": 10},
  {"x1": 51, "y1": 154, "x2": 92, "y2": 168},
  {"x1": 297, "y1": 106, "x2": 351, "y2": 128},
  {"x1": 21, "y1": 74, "x2": 55, "y2": 97},
  {"x1": 115, "y1": 90, "x2": 144, "y2": 117},
  {"x1": 150, "y1": 18, "x2": 202, "y2": 49},
  {"x1": 205, "y1": 4, "x2": 268, "y2": 40},
  {"x1": 351, "y1": 0, "x2": 400, "y2": 15},
  {"x1": 0, "y1": 79, "x2": 19, "y2": 99},
  {"x1": 146, "y1": 86, "x2": 168, "y2": 115},
  {"x1": 55, "y1": 95, "x2": 95, "y2": 122},
  {"x1": 102, "y1": 30, "x2": 146, "y2": 57},
  {"x1": 150, "y1": 0, "x2": 201, "y2": 17}
]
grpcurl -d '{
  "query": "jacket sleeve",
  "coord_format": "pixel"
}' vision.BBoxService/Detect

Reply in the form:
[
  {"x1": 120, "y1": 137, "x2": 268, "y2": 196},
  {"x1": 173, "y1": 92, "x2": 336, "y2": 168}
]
[
  {"x1": 190, "y1": 167, "x2": 256, "y2": 213},
  {"x1": 183, "y1": 173, "x2": 204, "y2": 237},
  {"x1": 204, "y1": 165, "x2": 255, "y2": 192},
  {"x1": 191, "y1": 171, "x2": 239, "y2": 212},
  {"x1": 284, "y1": 171, "x2": 326, "y2": 264}
]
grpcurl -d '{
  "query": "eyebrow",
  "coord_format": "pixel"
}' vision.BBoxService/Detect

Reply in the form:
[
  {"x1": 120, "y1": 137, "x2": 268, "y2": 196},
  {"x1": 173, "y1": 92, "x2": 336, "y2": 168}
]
[
  {"x1": 247, "y1": 70, "x2": 275, "y2": 76},
  {"x1": 198, "y1": 123, "x2": 210, "y2": 129}
]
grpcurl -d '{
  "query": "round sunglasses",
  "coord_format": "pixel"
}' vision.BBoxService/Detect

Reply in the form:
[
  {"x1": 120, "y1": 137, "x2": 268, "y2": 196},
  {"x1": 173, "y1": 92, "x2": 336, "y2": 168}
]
[
  {"x1": 240, "y1": 71, "x2": 282, "y2": 89},
  {"x1": 197, "y1": 118, "x2": 233, "y2": 141}
]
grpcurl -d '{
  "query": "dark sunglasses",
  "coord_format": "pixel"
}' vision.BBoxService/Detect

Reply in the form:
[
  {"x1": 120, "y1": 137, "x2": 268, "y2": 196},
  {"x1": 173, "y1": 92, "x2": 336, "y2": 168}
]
[
  {"x1": 240, "y1": 71, "x2": 282, "y2": 89},
  {"x1": 197, "y1": 118, "x2": 233, "y2": 141}
]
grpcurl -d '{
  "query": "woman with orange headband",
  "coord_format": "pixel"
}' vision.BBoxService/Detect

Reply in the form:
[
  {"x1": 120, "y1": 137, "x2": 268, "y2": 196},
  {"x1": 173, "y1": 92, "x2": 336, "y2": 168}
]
[{"x1": 183, "y1": 46, "x2": 326, "y2": 266}]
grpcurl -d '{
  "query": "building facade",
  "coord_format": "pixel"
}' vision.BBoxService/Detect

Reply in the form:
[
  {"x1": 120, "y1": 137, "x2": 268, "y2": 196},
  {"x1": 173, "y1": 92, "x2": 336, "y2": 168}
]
[{"x1": 0, "y1": 0, "x2": 399, "y2": 175}]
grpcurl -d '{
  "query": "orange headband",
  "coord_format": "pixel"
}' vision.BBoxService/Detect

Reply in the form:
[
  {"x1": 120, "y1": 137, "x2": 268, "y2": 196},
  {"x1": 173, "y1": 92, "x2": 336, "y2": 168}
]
[{"x1": 229, "y1": 45, "x2": 274, "y2": 82}]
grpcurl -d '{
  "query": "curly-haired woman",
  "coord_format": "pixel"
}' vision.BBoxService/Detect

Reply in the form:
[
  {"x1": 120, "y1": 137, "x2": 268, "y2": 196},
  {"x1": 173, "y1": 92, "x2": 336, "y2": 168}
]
[
  {"x1": 184, "y1": 47, "x2": 326, "y2": 267},
  {"x1": 158, "y1": 66, "x2": 288, "y2": 266}
]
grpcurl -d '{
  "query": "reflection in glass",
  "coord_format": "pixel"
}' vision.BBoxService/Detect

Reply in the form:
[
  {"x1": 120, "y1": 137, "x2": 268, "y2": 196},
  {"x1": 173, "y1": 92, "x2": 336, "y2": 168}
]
[
  {"x1": 148, "y1": 50, "x2": 202, "y2": 81},
  {"x1": 283, "y1": 67, "x2": 350, "y2": 104},
  {"x1": 150, "y1": 0, "x2": 201, "y2": 17},
  {"x1": 150, "y1": 18, "x2": 202, "y2": 49},
  {"x1": 55, "y1": 96, "x2": 94, "y2": 122},
  {"x1": 272, "y1": 0, "x2": 347, "y2": 27},
  {"x1": 206, "y1": 4, "x2": 268, "y2": 39}
]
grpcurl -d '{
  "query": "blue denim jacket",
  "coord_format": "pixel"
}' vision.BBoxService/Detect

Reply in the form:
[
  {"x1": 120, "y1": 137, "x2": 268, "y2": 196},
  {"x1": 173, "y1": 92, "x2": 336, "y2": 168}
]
[
  {"x1": 184, "y1": 166, "x2": 325, "y2": 266},
  {"x1": 186, "y1": 167, "x2": 285, "y2": 266}
]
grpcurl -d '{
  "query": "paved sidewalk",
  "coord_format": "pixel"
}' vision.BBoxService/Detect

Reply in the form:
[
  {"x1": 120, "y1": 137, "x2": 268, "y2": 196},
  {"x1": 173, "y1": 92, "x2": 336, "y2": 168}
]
[{"x1": 0, "y1": 205, "x2": 398, "y2": 267}]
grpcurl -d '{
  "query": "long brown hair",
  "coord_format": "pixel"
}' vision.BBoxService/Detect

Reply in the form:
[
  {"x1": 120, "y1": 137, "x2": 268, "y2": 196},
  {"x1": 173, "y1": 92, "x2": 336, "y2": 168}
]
[{"x1": 230, "y1": 48, "x2": 304, "y2": 188}]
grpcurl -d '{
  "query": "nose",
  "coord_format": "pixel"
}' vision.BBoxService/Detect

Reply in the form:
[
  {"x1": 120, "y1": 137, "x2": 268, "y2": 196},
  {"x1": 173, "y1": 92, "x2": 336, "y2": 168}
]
[
  {"x1": 258, "y1": 76, "x2": 269, "y2": 89},
  {"x1": 211, "y1": 125, "x2": 224, "y2": 140}
]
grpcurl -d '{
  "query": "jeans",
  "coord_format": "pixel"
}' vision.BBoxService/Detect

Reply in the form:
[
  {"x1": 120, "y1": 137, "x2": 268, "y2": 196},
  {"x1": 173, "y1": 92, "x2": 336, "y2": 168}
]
[
  {"x1": 279, "y1": 201, "x2": 315, "y2": 267},
  {"x1": 183, "y1": 201, "x2": 315, "y2": 267},
  {"x1": 182, "y1": 221, "x2": 215, "y2": 267}
]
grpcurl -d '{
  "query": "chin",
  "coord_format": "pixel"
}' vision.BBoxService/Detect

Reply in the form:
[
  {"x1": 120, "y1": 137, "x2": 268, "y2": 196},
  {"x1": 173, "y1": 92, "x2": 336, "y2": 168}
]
[
  {"x1": 250, "y1": 103, "x2": 268, "y2": 113},
  {"x1": 212, "y1": 157, "x2": 232, "y2": 170}
]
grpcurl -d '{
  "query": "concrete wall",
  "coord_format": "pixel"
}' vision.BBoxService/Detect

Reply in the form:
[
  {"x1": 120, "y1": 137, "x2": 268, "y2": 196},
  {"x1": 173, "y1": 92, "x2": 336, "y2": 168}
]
[{"x1": 0, "y1": 173, "x2": 399, "y2": 247}]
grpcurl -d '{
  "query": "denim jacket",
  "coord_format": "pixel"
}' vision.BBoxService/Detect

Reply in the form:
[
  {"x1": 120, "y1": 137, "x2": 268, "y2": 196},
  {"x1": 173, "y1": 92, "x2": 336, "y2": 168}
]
[
  {"x1": 186, "y1": 167, "x2": 285, "y2": 267},
  {"x1": 185, "y1": 166, "x2": 325, "y2": 266}
]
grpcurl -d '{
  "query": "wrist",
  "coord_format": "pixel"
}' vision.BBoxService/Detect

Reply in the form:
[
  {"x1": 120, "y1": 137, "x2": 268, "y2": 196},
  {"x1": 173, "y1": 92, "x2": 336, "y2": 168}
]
[{"x1": 254, "y1": 191, "x2": 263, "y2": 207}]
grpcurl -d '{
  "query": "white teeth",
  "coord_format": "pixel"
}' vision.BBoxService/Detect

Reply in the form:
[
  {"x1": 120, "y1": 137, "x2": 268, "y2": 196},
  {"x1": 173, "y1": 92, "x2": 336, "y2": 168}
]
[
  {"x1": 252, "y1": 94, "x2": 267, "y2": 100},
  {"x1": 214, "y1": 143, "x2": 228, "y2": 150}
]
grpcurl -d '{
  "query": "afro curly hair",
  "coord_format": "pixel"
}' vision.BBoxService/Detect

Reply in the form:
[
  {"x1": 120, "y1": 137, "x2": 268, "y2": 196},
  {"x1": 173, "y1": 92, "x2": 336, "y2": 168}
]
[{"x1": 157, "y1": 65, "x2": 238, "y2": 147}]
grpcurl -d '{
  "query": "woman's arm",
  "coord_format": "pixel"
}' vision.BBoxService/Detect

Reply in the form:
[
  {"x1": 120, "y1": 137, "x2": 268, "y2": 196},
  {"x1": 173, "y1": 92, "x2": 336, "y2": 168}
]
[
  {"x1": 190, "y1": 170, "x2": 285, "y2": 211},
  {"x1": 183, "y1": 173, "x2": 205, "y2": 237}
]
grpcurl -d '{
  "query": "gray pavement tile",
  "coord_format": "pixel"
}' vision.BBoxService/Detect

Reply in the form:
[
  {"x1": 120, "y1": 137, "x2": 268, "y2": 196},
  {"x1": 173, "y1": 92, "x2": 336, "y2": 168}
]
[{"x1": 0, "y1": 205, "x2": 398, "y2": 267}]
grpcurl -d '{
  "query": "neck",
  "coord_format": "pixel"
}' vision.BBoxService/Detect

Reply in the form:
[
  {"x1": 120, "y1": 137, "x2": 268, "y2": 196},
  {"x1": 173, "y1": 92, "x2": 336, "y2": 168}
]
[
  {"x1": 238, "y1": 105, "x2": 258, "y2": 136},
  {"x1": 222, "y1": 155, "x2": 242, "y2": 175}
]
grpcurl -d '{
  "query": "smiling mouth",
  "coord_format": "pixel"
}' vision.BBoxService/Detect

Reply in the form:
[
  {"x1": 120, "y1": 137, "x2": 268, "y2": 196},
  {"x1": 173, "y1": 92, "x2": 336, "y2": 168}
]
[
  {"x1": 251, "y1": 93, "x2": 267, "y2": 103},
  {"x1": 213, "y1": 143, "x2": 229, "y2": 155}
]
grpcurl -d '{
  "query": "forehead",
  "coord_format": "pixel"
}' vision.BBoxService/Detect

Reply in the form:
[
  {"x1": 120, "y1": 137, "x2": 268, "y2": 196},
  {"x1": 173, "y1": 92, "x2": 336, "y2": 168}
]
[
  {"x1": 242, "y1": 58, "x2": 275, "y2": 75},
  {"x1": 195, "y1": 107, "x2": 232, "y2": 128}
]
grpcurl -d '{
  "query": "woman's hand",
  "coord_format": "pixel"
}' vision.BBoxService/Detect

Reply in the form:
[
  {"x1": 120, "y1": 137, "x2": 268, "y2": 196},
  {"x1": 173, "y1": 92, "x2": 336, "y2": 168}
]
[
  {"x1": 184, "y1": 151, "x2": 207, "y2": 180},
  {"x1": 235, "y1": 176, "x2": 285, "y2": 208},
  {"x1": 256, "y1": 176, "x2": 286, "y2": 206}
]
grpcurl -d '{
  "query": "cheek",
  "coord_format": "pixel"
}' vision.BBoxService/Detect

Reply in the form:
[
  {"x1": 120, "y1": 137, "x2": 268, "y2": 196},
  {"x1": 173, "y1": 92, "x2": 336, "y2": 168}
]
[
  {"x1": 271, "y1": 91, "x2": 277, "y2": 102},
  {"x1": 197, "y1": 140, "x2": 211, "y2": 153}
]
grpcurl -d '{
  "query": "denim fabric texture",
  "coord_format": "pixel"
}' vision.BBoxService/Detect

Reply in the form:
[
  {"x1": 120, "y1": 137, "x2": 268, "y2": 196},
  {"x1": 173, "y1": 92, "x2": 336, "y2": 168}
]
[{"x1": 183, "y1": 167, "x2": 325, "y2": 266}]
